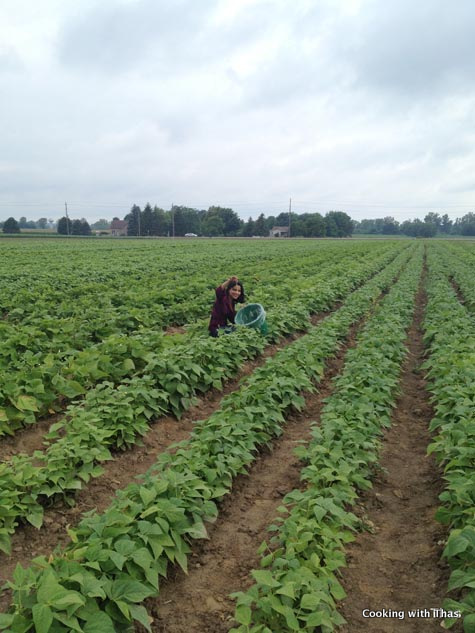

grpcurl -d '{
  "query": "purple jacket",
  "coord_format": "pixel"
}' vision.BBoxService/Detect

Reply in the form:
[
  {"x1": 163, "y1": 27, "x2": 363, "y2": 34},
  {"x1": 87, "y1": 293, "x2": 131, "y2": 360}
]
[{"x1": 208, "y1": 285, "x2": 236, "y2": 333}]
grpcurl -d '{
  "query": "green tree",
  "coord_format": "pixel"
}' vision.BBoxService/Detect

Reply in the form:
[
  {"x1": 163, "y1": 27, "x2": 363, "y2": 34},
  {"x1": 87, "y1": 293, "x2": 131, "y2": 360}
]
[
  {"x1": 325, "y1": 211, "x2": 353, "y2": 237},
  {"x1": 241, "y1": 216, "x2": 255, "y2": 237},
  {"x1": 2, "y1": 217, "x2": 20, "y2": 233},
  {"x1": 458, "y1": 212, "x2": 475, "y2": 236},
  {"x1": 91, "y1": 218, "x2": 110, "y2": 230},
  {"x1": 141, "y1": 203, "x2": 154, "y2": 236},
  {"x1": 57, "y1": 216, "x2": 72, "y2": 235},
  {"x1": 37, "y1": 217, "x2": 48, "y2": 229},
  {"x1": 303, "y1": 213, "x2": 325, "y2": 237},
  {"x1": 207, "y1": 206, "x2": 242, "y2": 236},
  {"x1": 440, "y1": 213, "x2": 453, "y2": 234},
  {"x1": 201, "y1": 215, "x2": 224, "y2": 236},
  {"x1": 381, "y1": 216, "x2": 400, "y2": 234},
  {"x1": 71, "y1": 219, "x2": 83, "y2": 235},
  {"x1": 424, "y1": 212, "x2": 441, "y2": 230},
  {"x1": 253, "y1": 213, "x2": 267, "y2": 236},
  {"x1": 126, "y1": 204, "x2": 142, "y2": 236},
  {"x1": 152, "y1": 206, "x2": 169, "y2": 236}
]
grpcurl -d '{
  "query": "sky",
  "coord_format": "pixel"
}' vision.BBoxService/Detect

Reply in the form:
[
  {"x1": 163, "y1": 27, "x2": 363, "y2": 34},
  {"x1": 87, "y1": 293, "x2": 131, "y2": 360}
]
[{"x1": 2, "y1": 0, "x2": 475, "y2": 224}]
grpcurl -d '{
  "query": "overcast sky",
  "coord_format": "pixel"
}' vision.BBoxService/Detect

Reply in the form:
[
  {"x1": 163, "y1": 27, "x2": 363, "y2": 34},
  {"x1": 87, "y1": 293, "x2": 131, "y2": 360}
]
[{"x1": 2, "y1": 0, "x2": 475, "y2": 223}]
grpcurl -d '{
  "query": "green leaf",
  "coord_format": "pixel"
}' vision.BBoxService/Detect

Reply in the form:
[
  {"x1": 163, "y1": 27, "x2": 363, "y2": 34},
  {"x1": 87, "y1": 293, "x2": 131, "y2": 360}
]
[
  {"x1": 26, "y1": 509, "x2": 44, "y2": 529},
  {"x1": 276, "y1": 583, "x2": 295, "y2": 599},
  {"x1": 15, "y1": 395, "x2": 39, "y2": 412},
  {"x1": 109, "y1": 578, "x2": 153, "y2": 603},
  {"x1": 83, "y1": 611, "x2": 116, "y2": 633},
  {"x1": 139, "y1": 486, "x2": 156, "y2": 506},
  {"x1": 32, "y1": 604, "x2": 53, "y2": 633},
  {"x1": 0, "y1": 614, "x2": 14, "y2": 629},
  {"x1": 464, "y1": 613, "x2": 475, "y2": 633},
  {"x1": 235, "y1": 604, "x2": 252, "y2": 626},
  {"x1": 251, "y1": 570, "x2": 280, "y2": 588},
  {"x1": 130, "y1": 604, "x2": 153, "y2": 632}
]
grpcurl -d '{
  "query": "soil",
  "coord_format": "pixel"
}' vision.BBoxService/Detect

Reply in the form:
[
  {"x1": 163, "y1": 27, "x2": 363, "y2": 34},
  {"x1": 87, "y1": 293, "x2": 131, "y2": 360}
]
[
  {"x1": 146, "y1": 320, "x2": 362, "y2": 633},
  {"x1": 338, "y1": 265, "x2": 453, "y2": 632},
  {"x1": 0, "y1": 311, "x2": 331, "y2": 610},
  {"x1": 3, "y1": 265, "x2": 452, "y2": 632}
]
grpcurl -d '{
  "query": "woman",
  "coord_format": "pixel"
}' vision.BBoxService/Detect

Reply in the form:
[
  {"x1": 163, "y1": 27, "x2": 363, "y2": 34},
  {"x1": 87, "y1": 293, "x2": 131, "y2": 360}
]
[{"x1": 208, "y1": 276, "x2": 245, "y2": 337}]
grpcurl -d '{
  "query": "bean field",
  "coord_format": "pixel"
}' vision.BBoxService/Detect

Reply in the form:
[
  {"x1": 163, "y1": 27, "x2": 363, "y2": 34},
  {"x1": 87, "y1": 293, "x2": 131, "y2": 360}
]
[{"x1": 0, "y1": 237, "x2": 473, "y2": 633}]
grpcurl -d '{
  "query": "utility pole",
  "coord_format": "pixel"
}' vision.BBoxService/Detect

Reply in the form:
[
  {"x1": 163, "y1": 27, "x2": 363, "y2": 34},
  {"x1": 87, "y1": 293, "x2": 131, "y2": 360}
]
[
  {"x1": 288, "y1": 197, "x2": 291, "y2": 237},
  {"x1": 65, "y1": 202, "x2": 70, "y2": 236}
]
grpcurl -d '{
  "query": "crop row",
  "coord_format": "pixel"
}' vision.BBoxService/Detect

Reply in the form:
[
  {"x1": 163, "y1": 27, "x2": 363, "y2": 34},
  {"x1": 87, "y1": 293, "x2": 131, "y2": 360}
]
[
  {"x1": 431, "y1": 241, "x2": 475, "y2": 313},
  {"x1": 1, "y1": 241, "x2": 393, "y2": 354},
  {"x1": 229, "y1": 248, "x2": 422, "y2": 632},
  {"x1": 0, "y1": 246, "x2": 416, "y2": 558},
  {"x1": 0, "y1": 243, "x2": 406, "y2": 436},
  {"x1": 0, "y1": 245, "x2": 348, "y2": 366},
  {"x1": 0, "y1": 244, "x2": 406, "y2": 434},
  {"x1": 422, "y1": 246, "x2": 475, "y2": 631},
  {"x1": 0, "y1": 248, "x2": 419, "y2": 632}
]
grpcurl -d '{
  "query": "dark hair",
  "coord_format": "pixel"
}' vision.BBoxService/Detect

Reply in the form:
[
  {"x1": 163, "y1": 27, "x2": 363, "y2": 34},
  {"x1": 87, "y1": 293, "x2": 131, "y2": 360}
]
[{"x1": 227, "y1": 279, "x2": 245, "y2": 303}]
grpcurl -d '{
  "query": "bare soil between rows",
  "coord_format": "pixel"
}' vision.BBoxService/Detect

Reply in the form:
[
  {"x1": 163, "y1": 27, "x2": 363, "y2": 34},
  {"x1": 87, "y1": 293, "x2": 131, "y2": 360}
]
[
  {"x1": 338, "y1": 265, "x2": 452, "y2": 632},
  {"x1": 144, "y1": 319, "x2": 363, "y2": 633},
  {"x1": 0, "y1": 308, "x2": 336, "y2": 612}
]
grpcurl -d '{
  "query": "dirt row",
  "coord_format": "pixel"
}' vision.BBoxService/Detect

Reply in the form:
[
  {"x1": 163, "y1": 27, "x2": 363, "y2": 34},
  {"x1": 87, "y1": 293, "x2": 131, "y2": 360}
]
[
  {"x1": 141, "y1": 265, "x2": 451, "y2": 632},
  {"x1": 0, "y1": 305, "x2": 339, "y2": 610},
  {"x1": 1, "y1": 261, "x2": 453, "y2": 632}
]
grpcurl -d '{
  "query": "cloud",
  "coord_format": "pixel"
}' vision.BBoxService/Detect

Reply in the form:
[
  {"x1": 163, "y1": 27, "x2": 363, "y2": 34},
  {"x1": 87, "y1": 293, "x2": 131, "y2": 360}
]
[
  {"x1": 57, "y1": 0, "x2": 228, "y2": 74},
  {"x1": 345, "y1": 0, "x2": 475, "y2": 99}
]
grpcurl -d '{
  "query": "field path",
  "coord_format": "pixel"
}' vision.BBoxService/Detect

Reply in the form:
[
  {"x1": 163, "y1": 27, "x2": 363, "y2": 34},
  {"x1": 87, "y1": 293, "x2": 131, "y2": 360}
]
[{"x1": 338, "y1": 262, "x2": 450, "y2": 632}]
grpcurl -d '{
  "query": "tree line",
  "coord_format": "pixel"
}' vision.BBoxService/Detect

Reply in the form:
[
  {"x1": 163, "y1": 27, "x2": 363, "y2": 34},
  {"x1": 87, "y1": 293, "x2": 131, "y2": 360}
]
[
  {"x1": 353, "y1": 212, "x2": 475, "y2": 237},
  {"x1": 3, "y1": 207, "x2": 475, "y2": 237},
  {"x1": 123, "y1": 204, "x2": 353, "y2": 237}
]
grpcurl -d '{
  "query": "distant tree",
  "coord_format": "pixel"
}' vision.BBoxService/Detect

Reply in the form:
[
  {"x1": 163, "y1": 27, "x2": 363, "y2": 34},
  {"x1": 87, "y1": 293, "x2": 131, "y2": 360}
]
[
  {"x1": 91, "y1": 219, "x2": 110, "y2": 230},
  {"x1": 440, "y1": 213, "x2": 453, "y2": 234},
  {"x1": 141, "y1": 203, "x2": 154, "y2": 236},
  {"x1": 37, "y1": 217, "x2": 48, "y2": 229},
  {"x1": 71, "y1": 219, "x2": 83, "y2": 235},
  {"x1": 253, "y1": 213, "x2": 267, "y2": 236},
  {"x1": 152, "y1": 206, "x2": 169, "y2": 236},
  {"x1": 381, "y1": 216, "x2": 400, "y2": 234},
  {"x1": 81, "y1": 220, "x2": 91, "y2": 236},
  {"x1": 126, "y1": 204, "x2": 142, "y2": 236},
  {"x1": 207, "y1": 206, "x2": 242, "y2": 236},
  {"x1": 325, "y1": 211, "x2": 353, "y2": 237},
  {"x1": 2, "y1": 217, "x2": 20, "y2": 234},
  {"x1": 458, "y1": 212, "x2": 475, "y2": 236},
  {"x1": 264, "y1": 215, "x2": 276, "y2": 232},
  {"x1": 400, "y1": 219, "x2": 436, "y2": 237},
  {"x1": 241, "y1": 217, "x2": 255, "y2": 237},
  {"x1": 201, "y1": 215, "x2": 224, "y2": 236},
  {"x1": 57, "y1": 216, "x2": 72, "y2": 235},
  {"x1": 424, "y1": 212, "x2": 442, "y2": 230},
  {"x1": 18, "y1": 216, "x2": 28, "y2": 228},
  {"x1": 324, "y1": 214, "x2": 338, "y2": 237},
  {"x1": 169, "y1": 205, "x2": 201, "y2": 236},
  {"x1": 303, "y1": 212, "x2": 326, "y2": 237}
]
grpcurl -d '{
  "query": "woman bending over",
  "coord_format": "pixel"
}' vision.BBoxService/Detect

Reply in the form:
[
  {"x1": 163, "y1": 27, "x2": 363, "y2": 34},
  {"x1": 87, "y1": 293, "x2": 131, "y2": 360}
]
[{"x1": 208, "y1": 276, "x2": 245, "y2": 337}]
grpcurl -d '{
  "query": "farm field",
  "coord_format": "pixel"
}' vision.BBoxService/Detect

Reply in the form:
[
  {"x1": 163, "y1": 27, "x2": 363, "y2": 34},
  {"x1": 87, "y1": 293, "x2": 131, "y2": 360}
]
[{"x1": 0, "y1": 237, "x2": 474, "y2": 633}]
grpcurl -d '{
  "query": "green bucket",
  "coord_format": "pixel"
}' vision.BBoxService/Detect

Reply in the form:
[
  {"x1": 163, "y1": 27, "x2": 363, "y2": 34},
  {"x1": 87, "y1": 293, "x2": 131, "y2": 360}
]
[{"x1": 235, "y1": 303, "x2": 268, "y2": 335}]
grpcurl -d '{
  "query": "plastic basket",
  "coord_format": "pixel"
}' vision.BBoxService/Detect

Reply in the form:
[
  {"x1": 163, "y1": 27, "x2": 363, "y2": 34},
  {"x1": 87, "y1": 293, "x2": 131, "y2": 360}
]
[{"x1": 235, "y1": 303, "x2": 268, "y2": 334}]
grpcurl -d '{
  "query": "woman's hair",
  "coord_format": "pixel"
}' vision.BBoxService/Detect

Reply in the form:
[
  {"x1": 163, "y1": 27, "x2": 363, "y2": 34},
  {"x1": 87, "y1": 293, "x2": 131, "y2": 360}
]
[{"x1": 226, "y1": 279, "x2": 245, "y2": 303}]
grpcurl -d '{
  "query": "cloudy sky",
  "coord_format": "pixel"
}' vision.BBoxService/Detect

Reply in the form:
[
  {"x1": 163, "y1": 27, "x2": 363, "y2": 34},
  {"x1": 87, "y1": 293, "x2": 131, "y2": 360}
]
[{"x1": 2, "y1": 0, "x2": 475, "y2": 223}]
